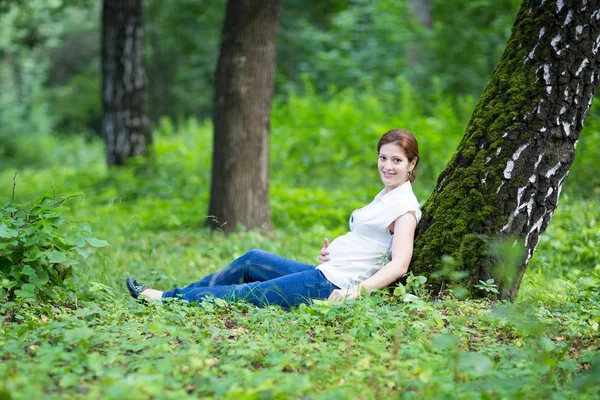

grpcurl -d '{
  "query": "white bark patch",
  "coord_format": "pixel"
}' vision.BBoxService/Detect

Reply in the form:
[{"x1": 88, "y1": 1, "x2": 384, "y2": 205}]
[
  {"x1": 576, "y1": 25, "x2": 583, "y2": 35},
  {"x1": 540, "y1": 127, "x2": 547, "y2": 132},
  {"x1": 482, "y1": 172, "x2": 488, "y2": 184},
  {"x1": 513, "y1": 143, "x2": 529, "y2": 161},
  {"x1": 529, "y1": 174, "x2": 537, "y2": 183},
  {"x1": 497, "y1": 182, "x2": 504, "y2": 194},
  {"x1": 525, "y1": 28, "x2": 547, "y2": 63},
  {"x1": 545, "y1": 162, "x2": 562, "y2": 178},
  {"x1": 564, "y1": 11, "x2": 572, "y2": 25},
  {"x1": 485, "y1": 156, "x2": 492, "y2": 165},
  {"x1": 530, "y1": 215, "x2": 544, "y2": 236},
  {"x1": 593, "y1": 34, "x2": 600, "y2": 55},
  {"x1": 551, "y1": 35, "x2": 561, "y2": 54},
  {"x1": 504, "y1": 161, "x2": 515, "y2": 179},
  {"x1": 546, "y1": 187, "x2": 554, "y2": 197},
  {"x1": 526, "y1": 215, "x2": 545, "y2": 247},
  {"x1": 534, "y1": 153, "x2": 544, "y2": 169},
  {"x1": 543, "y1": 64, "x2": 552, "y2": 94},
  {"x1": 524, "y1": 194, "x2": 535, "y2": 218},
  {"x1": 560, "y1": 106, "x2": 566, "y2": 114},
  {"x1": 503, "y1": 143, "x2": 530, "y2": 179},
  {"x1": 526, "y1": 45, "x2": 538, "y2": 63},
  {"x1": 514, "y1": 186, "x2": 526, "y2": 214},
  {"x1": 564, "y1": 87, "x2": 569, "y2": 98},
  {"x1": 496, "y1": 147, "x2": 502, "y2": 155},
  {"x1": 576, "y1": 58, "x2": 589, "y2": 76},
  {"x1": 543, "y1": 64, "x2": 551, "y2": 83},
  {"x1": 562, "y1": 121, "x2": 571, "y2": 136},
  {"x1": 556, "y1": 0, "x2": 564, "y2": 12},
  {"x1": 574, "y1": 139, "x2": 579, "y2": 149}
]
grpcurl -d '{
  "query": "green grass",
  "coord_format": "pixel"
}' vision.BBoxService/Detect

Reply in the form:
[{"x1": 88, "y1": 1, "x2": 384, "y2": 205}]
[{"x1": 1, "y1": 90, "x2": 600, "y2": 399}]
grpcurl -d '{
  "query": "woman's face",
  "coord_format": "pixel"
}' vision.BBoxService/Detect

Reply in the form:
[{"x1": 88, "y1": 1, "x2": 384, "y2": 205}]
[{"x1": 378, "y1": 143, "x2": 416, "y2": 190}]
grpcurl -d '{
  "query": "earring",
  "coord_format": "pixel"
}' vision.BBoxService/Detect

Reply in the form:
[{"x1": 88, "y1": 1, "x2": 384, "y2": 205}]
[{"x1": 408, "y1": 170, "x2": 413, "y2": 180}]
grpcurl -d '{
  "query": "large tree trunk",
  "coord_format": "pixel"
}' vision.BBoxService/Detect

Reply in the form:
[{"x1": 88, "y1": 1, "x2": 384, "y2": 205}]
[
  {"x1": 207, "y1": 0, "x2": 281, "y2": 233},
  {"x1": 102, "y1": 0, "x2": 151, "y2": 166},
  {"x1": 411, "y1": 0, "x2": 600, "y2": 300}
]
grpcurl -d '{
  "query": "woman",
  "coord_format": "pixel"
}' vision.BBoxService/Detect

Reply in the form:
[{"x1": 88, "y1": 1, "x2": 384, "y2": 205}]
[{"x1": 126, "y1": 129, "x2": 421, "y2": 308}]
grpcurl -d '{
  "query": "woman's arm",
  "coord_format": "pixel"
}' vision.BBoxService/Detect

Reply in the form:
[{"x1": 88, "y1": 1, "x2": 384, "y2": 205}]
[{"x1": 328, "y1": 212, "x2": 417, "y2": 301}]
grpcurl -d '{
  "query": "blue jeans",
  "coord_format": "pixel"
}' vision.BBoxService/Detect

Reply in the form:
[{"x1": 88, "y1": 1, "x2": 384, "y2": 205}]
[{"x1": 161, "y1": 249, "x2": 339, "y2": 308}]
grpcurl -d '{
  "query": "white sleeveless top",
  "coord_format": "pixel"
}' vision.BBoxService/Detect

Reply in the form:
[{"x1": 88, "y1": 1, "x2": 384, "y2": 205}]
[{"x1": 317, "y1": 181, "x2": 421, "y2": 289}]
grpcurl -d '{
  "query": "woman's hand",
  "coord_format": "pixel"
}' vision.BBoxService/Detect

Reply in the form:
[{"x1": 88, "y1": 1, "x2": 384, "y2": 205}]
[
  {"x1": 328, "y1": 285, "x2": 363, "y2": 302},
  {"x1": 318, "y1": 237, "x2": 330, "y2": 264}
]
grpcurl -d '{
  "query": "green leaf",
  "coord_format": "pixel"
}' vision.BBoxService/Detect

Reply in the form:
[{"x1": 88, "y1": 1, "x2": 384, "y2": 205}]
[
  {"x1": 458, "y1": 352, "x2": 493, "y2": 377},
  {"x1": 85, "y1": 237, "x2": 109, "y2": 248},
  {"x1": 432, "y1": 334, "x2": 458, "y2": 351},
  {"x1": 48, "y1": 250, "x2": 68, "y2": 264},
  {"x1": 14, "y1": 283, "x2": 37, "y2": 298},
  {"x1": 393, "y1": 284, "x2": 406, "y2": 297},
  {"x1": 21, "y1": 265, "x2": 36, "y2": 275},
  {"x1": 0, "y1": 222, "x2": 17, "y2": 238},
  {"x1": 30, "y1": 270, "x2": 49, "y2": 287},
  {"x1": 453, "y1": 286, "x2": 468, "y2": 299},
  {"x1": 74, "y1": 247, "x2": 90, "y2": 260}
]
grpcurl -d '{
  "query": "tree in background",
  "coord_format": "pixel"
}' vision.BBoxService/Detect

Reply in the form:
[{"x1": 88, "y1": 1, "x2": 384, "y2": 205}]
[
  {"x1": 412, "y1": 0, "x2": 600, "y2": 300},
  {"x1": 207, "y1": 0, "x2": 281, "y2": 233},
  {"x1": 102, "y1": 0, "x2": 151, "y2": 166}
]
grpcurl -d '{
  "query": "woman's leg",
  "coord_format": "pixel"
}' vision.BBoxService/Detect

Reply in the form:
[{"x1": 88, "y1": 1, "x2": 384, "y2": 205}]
[
  {"x1": 175, "y1": 249, "x2": 315, "y2": 288},
  {"x1": 162, "y1": 268, "x2": 338, "y2": 308}
]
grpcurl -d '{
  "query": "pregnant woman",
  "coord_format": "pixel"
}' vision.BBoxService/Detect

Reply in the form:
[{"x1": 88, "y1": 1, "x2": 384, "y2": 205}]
[{"x1": 126, "y1": 129, "x2": 421, "y2": 308}]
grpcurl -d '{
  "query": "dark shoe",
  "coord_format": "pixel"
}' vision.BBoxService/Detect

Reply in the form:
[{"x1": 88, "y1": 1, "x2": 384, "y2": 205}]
[{"x1": 126, "y1": 277, "x2": 147, "y2": 299}]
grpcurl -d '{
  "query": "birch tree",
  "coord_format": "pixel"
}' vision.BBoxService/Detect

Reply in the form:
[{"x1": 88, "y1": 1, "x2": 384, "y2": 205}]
[
  {"x1": 102, "y1": 0, "x2": 151, "y2": 166},
  {"x1": 411, "y1": 0, "x2": 600, "y2": 300}
]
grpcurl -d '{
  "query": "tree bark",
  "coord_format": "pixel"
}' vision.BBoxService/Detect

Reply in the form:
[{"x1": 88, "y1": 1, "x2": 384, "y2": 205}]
[
  {"x1": 411, "y1": 0, "x2": 600, "y2": 300},
  {"x1": 208, "y1": 0, "x2": 281, "y2": 233},
  {"x1": 408, "y1": 0, "x2": 432, "y2": 28},
  {"x1": 102, "y1": 0, "x2": 151, "y2": 166}
]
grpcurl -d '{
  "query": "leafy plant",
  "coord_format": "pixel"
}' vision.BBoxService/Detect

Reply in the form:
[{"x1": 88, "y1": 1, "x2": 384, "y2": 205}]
[
  {"x1": 0, "y1": 190, "x2": 108, "y2": 301},
  {"x1": 474, "y1": 278, "x2": 500, "y2": 294},
  {"x1": 393, "y1": 272, "x2": 429, "y2": 299}
]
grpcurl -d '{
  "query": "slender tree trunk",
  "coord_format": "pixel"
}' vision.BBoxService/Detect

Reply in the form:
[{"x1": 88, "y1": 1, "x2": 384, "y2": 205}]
[
  {"x1": 102, "y1": 0, "x2": 151, "y2": 166},
  {"x1": 208, "y1": 0, "x2": 281, "y2": 233},
  {"x1": 411, "y1": 0, "x2": 600, "y2": 300},
  {"x1": 408, "y1": 0, "x2": 432, "y2": 28},
  {"x1": 406, "y1": 0, "x2": 432, "y2": 68}
]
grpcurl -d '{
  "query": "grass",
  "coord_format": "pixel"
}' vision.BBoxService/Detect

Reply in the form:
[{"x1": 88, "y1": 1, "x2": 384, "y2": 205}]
[{"x1": 1, "y1": 90, "x2": 600, "y2": 399}]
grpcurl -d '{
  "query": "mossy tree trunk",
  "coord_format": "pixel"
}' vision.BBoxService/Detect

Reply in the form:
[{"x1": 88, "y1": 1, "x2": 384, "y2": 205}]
[
  {"x1": 208, "y1": 0, "x2": 281, "y2": 233},
  {"x1": 411, "y1": 0, "x2": 600, "y2": 300},
  {"x1": 102, "y1": 0, "x2": 151, "y2": 166}
]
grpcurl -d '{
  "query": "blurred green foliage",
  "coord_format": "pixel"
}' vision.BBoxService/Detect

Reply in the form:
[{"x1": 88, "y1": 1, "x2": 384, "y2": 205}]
[{"x1": 0, "y1": 0, "x2": 521, "y2": 137}]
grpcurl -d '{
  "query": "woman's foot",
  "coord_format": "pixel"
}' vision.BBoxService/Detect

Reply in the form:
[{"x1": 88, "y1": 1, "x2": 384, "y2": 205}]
[
  {"x1": 140, "y1": 288, "x2": 164, "y2": 301},
  {"x1": 126, "y1": 277, "x2": 164, "y2": 301},
  {"x1": 126, "y1": 277, "x2": 146, "y2": 299}
]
